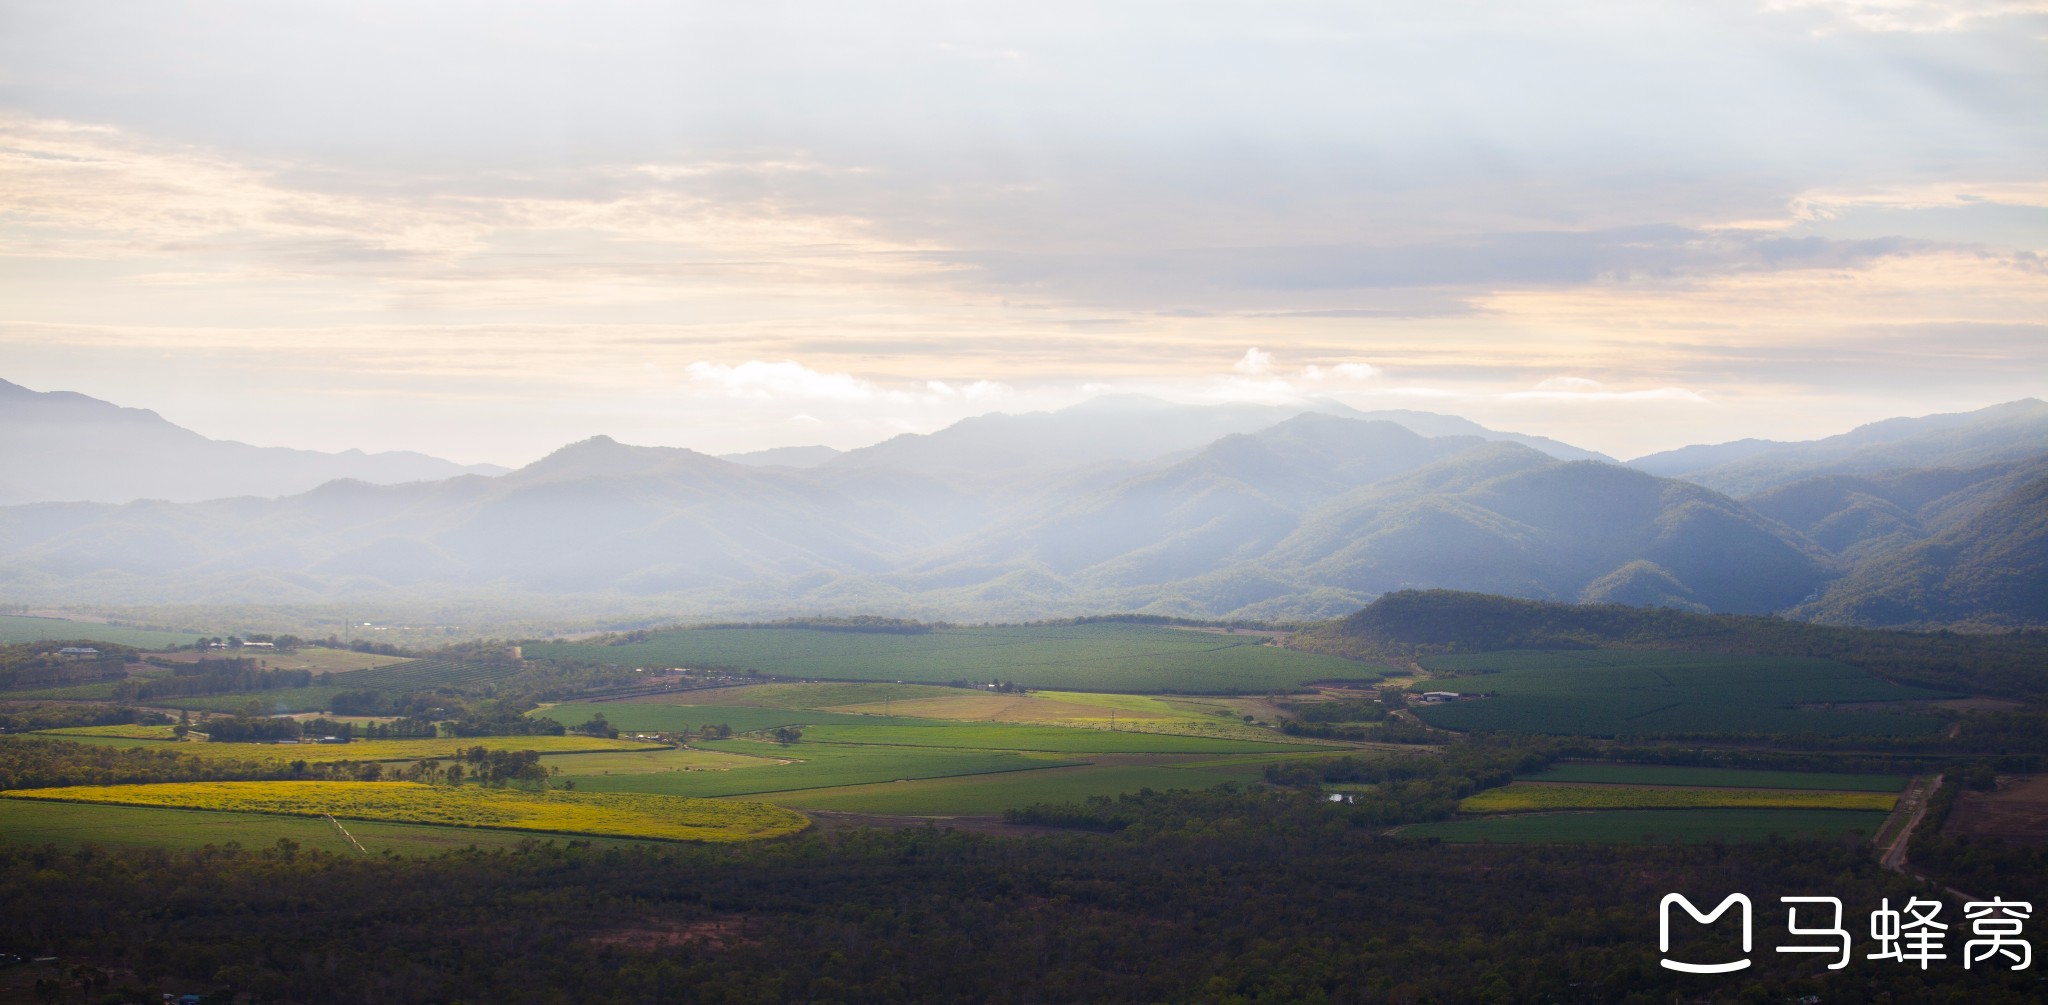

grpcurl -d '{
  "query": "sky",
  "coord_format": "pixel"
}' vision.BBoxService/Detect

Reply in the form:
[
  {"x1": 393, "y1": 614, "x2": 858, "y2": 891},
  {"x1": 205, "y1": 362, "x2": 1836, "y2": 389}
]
[{"x1": 2, "y1": 0, "x2": 2043, "y2": 466}]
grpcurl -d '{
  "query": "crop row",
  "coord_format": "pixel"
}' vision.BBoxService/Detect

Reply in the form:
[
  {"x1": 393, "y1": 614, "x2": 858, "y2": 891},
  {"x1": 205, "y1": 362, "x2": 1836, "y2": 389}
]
[
  {"x1": 1458, "y1": 783, "x2": 1897, "y2": 814},
  {"x1": 1, "y1": 780, "x2": 809, "y2": 842}
]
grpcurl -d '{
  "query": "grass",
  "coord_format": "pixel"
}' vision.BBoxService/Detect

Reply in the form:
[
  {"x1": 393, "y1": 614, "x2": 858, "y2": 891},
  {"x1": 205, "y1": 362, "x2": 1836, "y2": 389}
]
[
  {"x1": 35, "y1": 724, "x2": 182, "y2": 740},
  {"x1": 522, "y1": 623, "x2": 1387, "y2": 693},
  {"x1": 238, "y1": 647, "x2": 412, "y2": 674},
  {"x1": 1409, "y1": 649, "x2": 1951, "y2": 737},
  {"x1": 0, "y1": 798, "x2": 657, "y2": 853},
  {"x1": 538, "y1": 702, "x2": 933, "y2": 734},
  {"x1": 759, "y1": 755, "x2": 1279, "y2": 816},
  {"x1": 559, "y1": 742, "x2": 1072, "y2": 798},
  {"x1": 1525, "y1": 763, "x2": 1909, "y2": 792},
  {"x1": 0, "y1": 614, "x2": 199, "y2": 648},
  {"x1": 793, "y1": 722, "x2": 1330, "y2": 753},
  {"x1": 825, "y1": 692, "x2": 1170, "y2": 723},
  {"x1": 1459, "y1": 783, "x2": 1896, "y2": 813},
  {"x1": 4, "y1": 781, "x2": 810, "y2": 842},
  {"x1": 1399, "y1": 809, "x2": 1893, "y2": 844},
  {"x1": 4, "y1": 734, "x2": 666, "y2": 764}
]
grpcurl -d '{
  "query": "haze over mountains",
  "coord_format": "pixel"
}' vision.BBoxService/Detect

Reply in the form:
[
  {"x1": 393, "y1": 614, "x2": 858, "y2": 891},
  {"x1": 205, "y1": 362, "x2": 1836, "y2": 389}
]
[
  {"x1": 0, "y1": 379, "x2": 507, "y2": 505},
  {"x1": 1, "y1": 380, "x2": 2042, "y2": 629}
]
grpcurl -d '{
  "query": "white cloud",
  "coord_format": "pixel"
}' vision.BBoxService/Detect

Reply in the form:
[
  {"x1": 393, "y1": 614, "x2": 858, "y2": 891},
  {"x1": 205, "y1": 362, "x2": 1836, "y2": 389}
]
[
  {"x1": 1301, "y1": 362, "x2": 1383, "y2": 381},
  {"x1": 926, "y1": 379, "x2": 1014, "y2": 401},
  {"x1": 1762, "y1": 0, "x2": 2048, "y2": 32},
  {"x1": 1506, "y1": 379, "x2": 1709, "y2": 404},
  {"x1": 685, "y1": 360, "x2": 880, "y2": 401},
  {"x1": 1233, "y1": 347, "x2": 1275, "y2": 375},
  {"x1": 1533, "y1": 376, "x2": 1606, "y2": 392}
]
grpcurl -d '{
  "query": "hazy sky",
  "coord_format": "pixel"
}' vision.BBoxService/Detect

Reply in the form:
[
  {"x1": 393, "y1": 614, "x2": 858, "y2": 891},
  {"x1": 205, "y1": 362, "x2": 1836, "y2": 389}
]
[{"x1": 3, "y1": 0, "x2": 2044, "y2": 464}]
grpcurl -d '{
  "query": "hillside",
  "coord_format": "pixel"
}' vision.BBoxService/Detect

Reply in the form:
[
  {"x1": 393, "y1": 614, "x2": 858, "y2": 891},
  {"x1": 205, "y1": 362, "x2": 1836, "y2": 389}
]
[
  {"x1": 0, "y1": 414, "x2": 1814, "y2": 623},
  {"x1": 1632, "y1": 398, "x2": 2048, "y2": 496},
  {"x1": 0, "y1": 379, "x2": 506, "y2": 505},
  {"x1": 1293, "y1": 589, "x2": 2048, "y2": 699}
]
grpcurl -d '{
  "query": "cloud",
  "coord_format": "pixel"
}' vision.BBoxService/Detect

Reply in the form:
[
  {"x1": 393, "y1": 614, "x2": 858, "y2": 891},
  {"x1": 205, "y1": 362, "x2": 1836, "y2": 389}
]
[
  {"x1": 1233, "y1": 347, "x2": 1275, "y2": 375},
  {"x1": 1506, "y1": 378, "x2": 1709, "y2": 404},
  {"x1": 925, "y1": 379, "x2": 1014, "y2": 401},
  {"x1": 685, "y1": 360, "x2": 881, "y2": 401},
  {"x1": 1762, "y1": 0, "x2": 2048, "y2": 32},
  {"x1": 1301, "y1": 362, "x2": 1382, "y2": 381}
]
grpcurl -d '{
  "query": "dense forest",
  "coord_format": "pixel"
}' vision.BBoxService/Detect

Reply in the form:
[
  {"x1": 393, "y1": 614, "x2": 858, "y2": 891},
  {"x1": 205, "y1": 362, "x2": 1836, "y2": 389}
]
[
  {"x1": 1300, "y1": 590, "x2": 2048, "y2": 699},
  {"x1": 2, "y1": 787, "x2": 2041, "y2": 1005}
]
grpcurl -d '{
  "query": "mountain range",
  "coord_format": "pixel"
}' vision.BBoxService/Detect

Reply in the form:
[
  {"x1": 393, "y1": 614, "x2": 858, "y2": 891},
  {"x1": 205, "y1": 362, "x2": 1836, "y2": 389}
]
[
  {"x1": 0, "y1": 379, "x2": 506, "y2": 505},
  {"x1": 0, "y1": 380, "x2": 2041, "y2": 629}
]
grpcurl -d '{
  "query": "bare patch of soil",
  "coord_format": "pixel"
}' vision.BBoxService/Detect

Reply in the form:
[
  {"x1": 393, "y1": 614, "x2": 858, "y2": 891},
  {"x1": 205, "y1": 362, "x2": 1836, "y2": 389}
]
[
  {"x1": 1945, "y1": 775, "x2": 2048, "y2": 843},
  {"x1": 587, "y1": 916, "x2": 755, "y2": 952}
]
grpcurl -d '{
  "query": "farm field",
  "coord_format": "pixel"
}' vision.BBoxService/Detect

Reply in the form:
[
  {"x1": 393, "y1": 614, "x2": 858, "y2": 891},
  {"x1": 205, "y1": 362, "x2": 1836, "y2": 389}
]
[
  {"x1": 145, "y1": 658, "x2": 520, "y2": 714},
  {"x1": 197, "y1": 647, "x2": 412, "y2": 674},
  {"x1": 523, "y1": 623, "x2": 1387, "y2": 693},
  {"x1": 36, "y1": 723, "x2": 183, "y2": 740},
  {"x1": 1526, "y1": 763, "x2": 1909, "y2": 791},
  {"x1": 0, "y1": 614, "x2": 199, "y2": 648},
  {"x1": 794, "y1": 722, "x2": 1326, "y2": 753},
  {"x1": 1459, "y1": 783, "x2": 1897, "y2": 813},
  {"x1": 1944, "y1": 774, "x2": 2048, "y2": 843},
  {"x1": 614, "y1": 683, "x2": 1288, "y2": 742},
  {"x1": 557, "y1": 742, "x2": 1074, "y2": 798},
  {"x1": 539, "y1": 701, "x2": 934, "y2": 734},
  {"x1": 759, "y1": 754, "x2": 1281, "y2": 816},
  {"x1": 1410, "y1": 650, "x2": 1953, "y2": 737},
  {"x1": 1400, "y1": 809, "x2": 1893, "y2": 844},
  {"x1": 13, "y1": 733, "x2": 665, "y2": 764},
  {"x1": 0, "y1": 798, "x2": 657, "y2": 853},
  {"x1": 4, "y1": 781, "x2": 810, "y2": 842}
]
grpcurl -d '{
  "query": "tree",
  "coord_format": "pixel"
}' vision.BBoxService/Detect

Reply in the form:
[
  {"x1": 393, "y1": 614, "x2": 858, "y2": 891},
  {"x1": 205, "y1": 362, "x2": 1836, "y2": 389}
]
[{"x1": 772, "y1": 726, "x2": 803, "y2": 746}]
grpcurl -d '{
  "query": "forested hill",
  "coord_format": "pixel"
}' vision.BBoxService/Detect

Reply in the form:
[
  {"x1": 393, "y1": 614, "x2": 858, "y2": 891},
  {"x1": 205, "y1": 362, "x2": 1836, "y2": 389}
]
[{"x1": 1291, "y1": 590, "x2": 2048, "y2": 699}]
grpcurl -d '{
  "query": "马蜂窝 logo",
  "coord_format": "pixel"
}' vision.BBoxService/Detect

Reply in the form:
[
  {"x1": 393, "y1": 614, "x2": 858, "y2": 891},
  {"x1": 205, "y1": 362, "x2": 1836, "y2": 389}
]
[{"x1": 1660, "y1": 893, "x2": 2031, "y2": 974}]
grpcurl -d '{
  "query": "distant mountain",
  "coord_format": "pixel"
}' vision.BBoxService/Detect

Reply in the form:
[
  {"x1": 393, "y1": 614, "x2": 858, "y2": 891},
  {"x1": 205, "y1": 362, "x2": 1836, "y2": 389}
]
[
  {"x1": 0, "y1": 412, "x2": 1798, "y2": 622},
  {"x1": 0, "y1": 379, "x2": 507, "y2": 504},
  {"x1": 720, "y1": 445, "x2": 844, "y2": 468},
  {"x1": 1, "y1": 390, "x2": 2039, "y2": 629},
  {"x1": 1630, "y1": 399, "x2": 2048, "y2": 495},
  {"x1": 821, "y1": 395, "x2": 1608, "y2": 483},
  {"x1": 1793, "y1": 469, "x2": 2048, "y2": 629},
  {"x1": 1628, "y1": 438, "x2": 1785, "y2": 478}
]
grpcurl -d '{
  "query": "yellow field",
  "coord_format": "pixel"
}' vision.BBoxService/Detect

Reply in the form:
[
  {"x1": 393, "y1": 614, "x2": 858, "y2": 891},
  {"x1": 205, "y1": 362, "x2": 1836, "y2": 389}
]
[
  {"x1": 1460, "y1": 784, "x2": 1898, "y2": 814},
  {"x1": 169, "y1": 735, "x2": 667, "y2": 765},
  {"x1": 3, "y1": 781, "x2": 809, "y2": 842},
  {"x1": 37, "y1": 724, "x2": 182, "y2": 740},
  {"x1": 533, "y1": 746, "x2": 776, "y2": 775}
]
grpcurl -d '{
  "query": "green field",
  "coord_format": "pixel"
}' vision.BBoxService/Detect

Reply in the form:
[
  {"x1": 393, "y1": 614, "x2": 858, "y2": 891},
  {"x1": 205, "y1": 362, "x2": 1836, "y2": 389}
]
[
  {"x1": 1400, "y1": 809, "x2": 1892, "y2": 844},
  {"x1": 1526, "y1": 763, "x2": 1909, "y2": 791},
  {"x1": 3, "y1": 733, "x2": 664, "y2": 763},
  {"x1": 0, "y1": 798, "x2": 657, "y2": 853},
  {"x1": 524, "y1": 623, "x2": 1386, "y2": 693},
  {"x1": 538, "y1": 701, "x2": 933, "y2": 734},
  {"x1": 760, "y1": 755, "x2": 1277, "y2": 815},
  {"x1": 0, "y1": 614, "x2": 200, "y2": 648},
  {"x1": 1410, "y1": 650, "x2": 1951, "y2": 737},
  {"x1": 1460, "y1": 783, "x2": 1896, "y2": 813},
  {"x1": 794, "y1": 722, "x2": 1327, "y2": 753},
  {"x1": 558, "y1": 742, "x2": 1074, "y2": 798}
]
